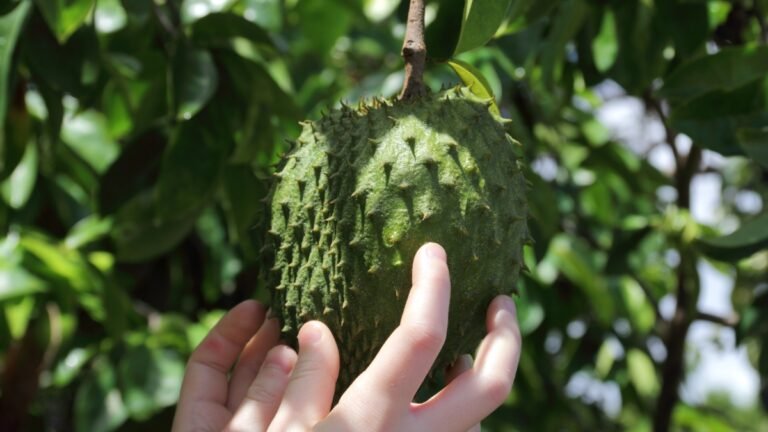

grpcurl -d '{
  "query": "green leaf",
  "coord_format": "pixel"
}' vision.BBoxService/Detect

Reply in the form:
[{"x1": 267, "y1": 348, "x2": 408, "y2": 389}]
[
  {"x1": 173, "y1": 46, "x2": 218, "y2": 121},
  {"x1": 33, "y1": 0, "x2": 96, "y2": 43},
  {"x1": 453, "y1": 0, "x2": 511, "y2": 56},
  {"x1": 594, "y1": 339, "x2": 615, "y2": 379},
  {"x1": 0, "y1": 0, "x2": 30, "y2": 178},
  {"x1": 736, "y1": 127, "x2": 768, "y2": 168},
  {"x1": 659, "y1": 46, "x2": 768, "y2": 102},
  {"x1": 190, "y1": 12, "x2": 274, "y2": 53},
  {"x1": 117, "y1": 345, "x2": 184, "y2": 420},
  {"x1": 670, "y1": 78, "x2": 768, "y2": 156},
  {"x1": 61, "y1": 110, "x2": 120, "y2": 174},
  {"x1": 539, "y1": 0, "x2": 588, "y2": 88},
  {"x1": 1, "y1": 139, "x2": 36, "y2": 209},
  {"x1": 52, "y1": 346, "x2": 95, "y2": 387},
  {"x1": 425, "y1": 0, "x2": 464, "y2": 61},
  {"x1": 94, "y1": 0, "x2": 126, "y2": 34},
  {"x1": 363, "y1": 0, "x2": 399, "y2": 22},
  {"x1": 180, "y1": 0, "x2": 237, "y2": 24},
  {"x1": 592, "y1": 10, "x2": 617, "y2": 73},
  {"x1": 447, "y1": 59, "x2": 500, "y2": 116},
  {"x1": 0, "y1": 0, "x2": 22, "y2": 14},
  {"x1": 627, "y1": 348, "x2": 659, "y2": 398},
  {"x1": 698, "y1": 212, "x2": 768, "y2": 261},
  {"x1": 542, "y1": 234, "x2": 615, "y2": 325},
  {"x1": 111, "y1": 191, "x2": 203, "y2": 263},
  {"x1": 0, "y1": 264, "x2": 44, "y2": 302},
  {"x1": 619, "y1": 277, "x2": 655, "y2": 334},
  {"x1": 74, "y1": 356, "x2": 128, "y2": 432}
]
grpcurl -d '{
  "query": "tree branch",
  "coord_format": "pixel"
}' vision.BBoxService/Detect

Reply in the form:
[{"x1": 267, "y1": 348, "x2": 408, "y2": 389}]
[
  {"x1": 695, "y1": 311, "x2": 740, "y2": 327},
  {"x1": 398, "y1": 0, "x2": 428, "y2": 101},
  {"x1": 652, "y1": 97, "x2": 703, "y2": 432}
]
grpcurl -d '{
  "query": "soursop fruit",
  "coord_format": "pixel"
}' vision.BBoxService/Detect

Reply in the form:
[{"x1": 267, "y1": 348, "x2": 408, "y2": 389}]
[{"x1": 262, "y1": 86, "x2": 528, "y2": 394}]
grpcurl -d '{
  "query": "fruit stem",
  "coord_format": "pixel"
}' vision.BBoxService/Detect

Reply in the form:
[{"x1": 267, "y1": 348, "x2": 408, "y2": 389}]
[{"x1": 399, "y1": 0, "x2": 428, "y2": 101}]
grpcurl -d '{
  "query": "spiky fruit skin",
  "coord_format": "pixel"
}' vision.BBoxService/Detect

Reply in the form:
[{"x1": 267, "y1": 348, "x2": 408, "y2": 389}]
[{"x1": 263, "y1": 87, "x2": 527, "y2": 394}]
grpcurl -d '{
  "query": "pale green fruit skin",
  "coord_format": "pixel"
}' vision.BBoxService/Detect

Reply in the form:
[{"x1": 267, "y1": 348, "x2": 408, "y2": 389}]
[{"x1": 264, "y1": 87, "x2": 527, "y2": 394}]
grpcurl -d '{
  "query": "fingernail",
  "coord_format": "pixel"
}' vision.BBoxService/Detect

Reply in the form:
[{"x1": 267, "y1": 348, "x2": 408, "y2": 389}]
[
  {"x1": 495, "y1": 296, "x2": 517, "y2": 325},
  {"x1": 299, "y1": 321, "x2": 323, "y2": 346},
  {"x1": 423, "y1": 243, "x2": 447, "y2": 261},
  {"x1": 264, "y1": 346, "x2": 293, "y2": 374}
]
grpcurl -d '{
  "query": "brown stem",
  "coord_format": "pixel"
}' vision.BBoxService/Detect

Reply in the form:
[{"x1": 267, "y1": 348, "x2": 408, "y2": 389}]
[
  {"x1": 398, "y1": 0, "x2": 428, "y2": 101},
  {"x1": 653, "y1": 135, "x2": 702, "y2": 432},
  {"x1": 695, "y1": 311, "x2": 740, "y2": 327}
]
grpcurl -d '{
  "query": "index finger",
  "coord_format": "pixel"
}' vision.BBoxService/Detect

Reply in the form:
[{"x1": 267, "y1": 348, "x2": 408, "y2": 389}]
[{"x1": 343, "y1": 243, "x2": 450, "y2": 406}]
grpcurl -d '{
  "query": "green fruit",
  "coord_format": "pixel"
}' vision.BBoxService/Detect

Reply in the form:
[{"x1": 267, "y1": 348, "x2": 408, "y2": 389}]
[{"x1": 262, "y1": 87, "x2": 528, "y2": 394}]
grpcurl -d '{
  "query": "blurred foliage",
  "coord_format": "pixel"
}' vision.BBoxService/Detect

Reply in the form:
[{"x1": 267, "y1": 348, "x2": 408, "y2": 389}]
[{"x1": 0, "y1": 0, "x2": 767, "y2": 431}]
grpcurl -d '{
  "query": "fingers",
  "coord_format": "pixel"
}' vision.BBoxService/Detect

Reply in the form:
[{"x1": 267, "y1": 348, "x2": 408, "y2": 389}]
[
  {"x1": 268, "y1": 321, "x2": 340, "y2": 431},
  {"x1": 225, "y1": 345, "x2": 298, "y2": 431},
  {"x1": 179, "y1": 300, "x2": 267, "y2": 407},
  {"x1": 226, "y1": 316, "x2": 282, "y2": 410},
  {"x1": 173, "y1": 301, "x2": 267, "y2": 432},
  {"x1": 345, "y1": 242, "x2": 450, "y2": 405},
  {"x1": 413, "y1": 295, "x2": 520, "y2": 432}
]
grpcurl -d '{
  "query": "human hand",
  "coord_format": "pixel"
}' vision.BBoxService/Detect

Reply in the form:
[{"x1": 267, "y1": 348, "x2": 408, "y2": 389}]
[{"x1": 172, "y1": 242, "x2": 522, "y2": 432}]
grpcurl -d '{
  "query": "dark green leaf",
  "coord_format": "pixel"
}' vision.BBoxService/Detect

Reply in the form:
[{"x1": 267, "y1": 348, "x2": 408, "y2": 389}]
[
  {"x1": 670, "y1": 78, "x2": 768, "y2": 156},
  {"x1": 74, "y1": 356, "x2": 128, "y2": 432},
  {"x1": 0, "y1": 0, "x2": 30, "y2": 179},
  {"x1": 117, "y1": 345, "x2": 184, "y2": 420},
  {"x1": 453, "y1": 0, "x2": 511, "y2": 56},
  {"x1": 425, "y1": 0, "x2": 464, "y2": 61},
  {"x1": 447, "y1": 59, "x2": 500, "y2": 116},
  {"x1": 736, "y1": 127, "x2": 768, "y2": 168},
  {"x1": 98, "y1": 128, "x2": 167, "y2": 215},
  {"x1": 154, "y1": 120, "x2": 227, "y2": 220},
  {"x1": 33, "y1": 0, "x2": 95, "y2": 43},
  {"x1": 659, "y1": 46, "x2": 768, "y2": 102},
  {"x1": 190, "y1": 12, "x2": 274, "y2": 53},
  {"x1": 111, "y1": 191, "x2": 202, "y2": 262},
  {"x1": 0, "y1": 0, "x2": 22, "y2": 15},
  {"x1": 698, "y1": 212, "x2": 768, "y2": 261},
  {"x1": 173, "y1": 46, "x2": 218, "y2": 121}
]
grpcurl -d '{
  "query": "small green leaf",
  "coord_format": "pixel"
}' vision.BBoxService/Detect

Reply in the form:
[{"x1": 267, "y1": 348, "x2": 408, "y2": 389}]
[
  {"x1": 0, "y1": 264, "x2": 44, "y2": 302},
  {"x1": 619, "y1": 277, "x2": 655, "y2": 334},
  {"x1": 627, "y1": 348, "x2": 659, "y2": 398},
  {"x1": 53, "y1": 346, "x2": 95, "y2": 387},
  {"x1": 592, "y1": 10, "x2": 617, "y2": 73},
  {"x1": 61, "y1": 110, "x2": 120, "y2": 174},
  {"x1": 173, "y1": 46, "x2": 218, "y2": 121},
  {"x1": 33, "y1": 0, "x2": 95, "y2": 43},
  {"x1": 363, "y1": 0, "x2": 399, "y2": 22},
  {"x1": 447, "y1": 59, "x2": 500, "y2": 116},
  {"x1": 94, "y1": 0, "x2": 127, "y2": 34},
  {"x1": 659, "y1": 46, "x2": 768, "y2": 102},
  {"x1": 736, "y1": 127, "x2": 768, "y2": 168},
  {"x1": 1, "y1": 140, "x2": 37, "y2": 209},
  {"x1": 595, "y1": 339, "x2": 616, "y2": 379},
  {"x1": 118, "y1": 345, "x2": 184, "y2": 420},
  {"x1": 698, "y1": 212, "x2": 768, "y2": 261},
  {"x1": 453, "y1": 0, "x2": 511, "y2": 56}
]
